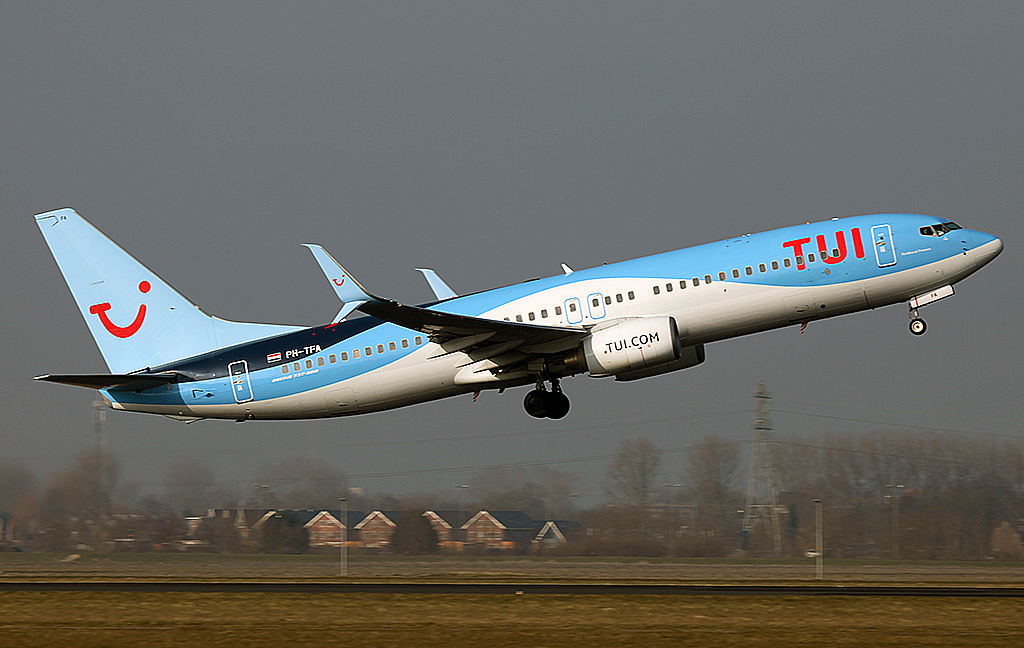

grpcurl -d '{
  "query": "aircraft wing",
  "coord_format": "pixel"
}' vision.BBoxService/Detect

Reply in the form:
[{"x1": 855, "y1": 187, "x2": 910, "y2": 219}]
[
  {"x1": 303, "y1": 245, "x2": 587, "y2": 349},
  {"x1": 35, "y1": 373, "x2": 182, "y2": 391}
]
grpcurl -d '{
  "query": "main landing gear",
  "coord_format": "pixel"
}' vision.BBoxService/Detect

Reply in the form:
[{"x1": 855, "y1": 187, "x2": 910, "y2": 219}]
[
  {"x1": 523, "y1": 378, "x2": 570, "y2": 419},
  {"x1": 908, "y1": 305, "x2": 927, "y2": 336}
]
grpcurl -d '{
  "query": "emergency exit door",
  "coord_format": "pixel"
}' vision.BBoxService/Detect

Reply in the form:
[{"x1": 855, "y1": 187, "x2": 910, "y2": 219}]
[
  {"x1": 228, "y1": 360, "x2": 254, "y2": 403},
  {"x1": 871, "y1": 224, "x2": 897, "y2": 267}
]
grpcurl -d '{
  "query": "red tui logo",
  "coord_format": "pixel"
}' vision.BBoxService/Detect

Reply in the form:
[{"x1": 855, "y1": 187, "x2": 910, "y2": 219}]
[{"x1": 89, "y1": 281, "x2": 150, "y2": 338}]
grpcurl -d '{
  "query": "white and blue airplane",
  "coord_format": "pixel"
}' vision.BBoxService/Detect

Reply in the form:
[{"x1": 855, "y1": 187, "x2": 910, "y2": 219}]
[{"x1": 35, "y1": 208, "x2": 1002, "y2": 422}]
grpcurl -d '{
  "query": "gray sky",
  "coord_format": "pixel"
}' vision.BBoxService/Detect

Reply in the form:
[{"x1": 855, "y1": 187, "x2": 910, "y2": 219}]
[{"x1": 2, "y1": 2, "x2": 1020, "y2": 507}]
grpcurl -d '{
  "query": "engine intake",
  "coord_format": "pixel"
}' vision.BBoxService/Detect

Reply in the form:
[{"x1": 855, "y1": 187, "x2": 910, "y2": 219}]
[{"x1": 581, "y1": 316, "x2": 681, "y2": 377}]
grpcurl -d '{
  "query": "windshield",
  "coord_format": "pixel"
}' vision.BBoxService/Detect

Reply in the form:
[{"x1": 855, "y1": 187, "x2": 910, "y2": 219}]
[{"x1": 920, "y1": 222, "x2": 962, "y2": 236}]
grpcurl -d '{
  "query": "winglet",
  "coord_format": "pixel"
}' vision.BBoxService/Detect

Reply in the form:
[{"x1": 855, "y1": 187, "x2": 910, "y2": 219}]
[
  {"x1": 302, "y1": 244, "x2": 374, "y2": 306},
  {"x1": 415, "y1": 268, "x2": 458, "y2": 300},
  {"x1": 560, "y1": 263, "x2": 574, "y2": 275}
]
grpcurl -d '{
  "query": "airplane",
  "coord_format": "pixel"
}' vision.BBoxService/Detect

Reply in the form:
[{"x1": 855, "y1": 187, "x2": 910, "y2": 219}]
[{"x1": 34, "y1": 208, "x2": 1002, "y2": 422}]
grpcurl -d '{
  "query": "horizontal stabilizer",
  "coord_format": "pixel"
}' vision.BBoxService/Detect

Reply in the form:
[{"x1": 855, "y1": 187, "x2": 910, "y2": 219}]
[{"x1": 35, "y1": 373, "x2": 181, "y2": 391}]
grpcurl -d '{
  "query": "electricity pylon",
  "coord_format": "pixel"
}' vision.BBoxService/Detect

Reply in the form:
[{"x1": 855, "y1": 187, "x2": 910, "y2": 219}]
[{"x1": 741, "y1": 381, "x2": 782, "y2": 555}]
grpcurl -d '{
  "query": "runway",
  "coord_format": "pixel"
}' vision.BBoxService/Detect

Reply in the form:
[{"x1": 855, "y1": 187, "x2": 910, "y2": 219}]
[{"x1": 3, "y1": 582, "x2": 1024, "y2": 596}]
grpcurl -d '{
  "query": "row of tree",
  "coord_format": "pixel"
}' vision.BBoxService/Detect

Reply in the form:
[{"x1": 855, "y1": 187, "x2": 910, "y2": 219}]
[{"x1": 2, "y1": 429, "x2": 1023, "y2": 558}]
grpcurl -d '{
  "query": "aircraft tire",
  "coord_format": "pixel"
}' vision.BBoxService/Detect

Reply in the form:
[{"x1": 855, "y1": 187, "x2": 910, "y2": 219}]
[
  {"x1": 909, "y1": 318, "x2": 927, "y2": 336},
  {"x1": 524, "y1": 389, "x2": 549, "y2": 418},
  {"x1": 546, "y1": 392, "x2": 570, "y2": 419}
]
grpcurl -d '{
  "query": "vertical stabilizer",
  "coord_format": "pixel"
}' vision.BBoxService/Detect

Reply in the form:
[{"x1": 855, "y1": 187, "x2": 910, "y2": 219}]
[{"x1": 35, "y1": 209, "x2": 301, "y2": 373}]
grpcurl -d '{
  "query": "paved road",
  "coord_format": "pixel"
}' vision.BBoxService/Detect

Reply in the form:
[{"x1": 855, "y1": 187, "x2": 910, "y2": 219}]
[{"x1": 3, "y1": 582, "x2": 1024, "y2": 596}]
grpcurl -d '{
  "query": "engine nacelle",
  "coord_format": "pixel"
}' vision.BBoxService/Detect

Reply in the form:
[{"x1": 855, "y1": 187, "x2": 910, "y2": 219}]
[{"x1": 581, "y1": 316, "x2": 681, "y2": 378}]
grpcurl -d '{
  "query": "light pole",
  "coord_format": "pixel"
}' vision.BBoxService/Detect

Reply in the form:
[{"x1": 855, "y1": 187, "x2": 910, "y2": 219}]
[
  {"x1": 813, "y1": 498, "x2": 823, "y2": 581},
  {"x1": 663, "y1": 483, "x2": 682, "y2": 555},
  {"x1": 887, "y1": 484, "x2": 905, "y2": 559},
  {"x1": 455, "y1": 484, "x2": 470, "y2": 545},
  {"x1": 339, "y1": 497, "x2": 347, "y2": 577}
]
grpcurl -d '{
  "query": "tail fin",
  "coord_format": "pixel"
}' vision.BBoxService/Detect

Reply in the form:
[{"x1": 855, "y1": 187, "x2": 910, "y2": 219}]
[{"x1": 35, "y1": 209, "x2": 302, "y2": 373}]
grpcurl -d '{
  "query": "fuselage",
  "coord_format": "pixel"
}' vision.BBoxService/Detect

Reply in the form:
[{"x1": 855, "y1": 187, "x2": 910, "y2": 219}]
[{"x1": 99, "y1": 213, "x2": 1002, "y2": 421}]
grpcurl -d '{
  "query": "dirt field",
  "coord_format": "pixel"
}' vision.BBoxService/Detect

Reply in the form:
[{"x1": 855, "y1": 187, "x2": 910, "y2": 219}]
[{"x1": 2, "y1": 555, "x2": 1023, "y2": 647}]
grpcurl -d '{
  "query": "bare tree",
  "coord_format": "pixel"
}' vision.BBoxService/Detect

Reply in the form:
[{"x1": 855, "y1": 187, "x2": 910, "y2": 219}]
[
  {"x1": 605, "y1": 437, "x2": 662, "y2": 510},
  {"x1": 253, "y1": 457, "x2": 348, "y2": 510},
  {"x1": 684, "y1": 435, "x2": 740, "y2": 543}
]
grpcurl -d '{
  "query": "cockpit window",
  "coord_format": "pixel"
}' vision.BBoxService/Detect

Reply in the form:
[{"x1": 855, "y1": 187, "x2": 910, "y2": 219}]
[{"x1": 920, "y1": 222, "x2": 962, "y2": 236}]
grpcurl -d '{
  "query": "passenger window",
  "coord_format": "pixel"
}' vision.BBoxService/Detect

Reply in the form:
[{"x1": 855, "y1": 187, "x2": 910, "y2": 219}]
[
  {"x1": 627, "y1": 291, "x2": 635, "y2": 300},
  {"x1": 604, "y1": 296, "x2": 612, "y2": 305},
  {"x1": 389, "y1": 341, "x2": 396, "y2": 351},
  {"x1": 529, "y1": 312, "x2": 536, "y2": 321},
  {"x1": 541, "y1": 309, "x2": 548, "y2": 318},
  {"x1": 616, "y1": 294, "x2": 623, "y2": 302},
  {"x1": 352, "y1": 350, "x2": 360, "y2": 359},
  {"x1": 653, "y1": 285, "x2": 660, "y2": 295},
  {"x1": 732, "y1": 269, "x2": 740, "y2": 279},
  {"x1": 415, "y1": 336, "x2": 423, "y2": 345},
  {"x1": 808, "y1": 253, "x2": 816, "y2": 263},
  {"x1": 377, "y1": 344, "x2": 384, "y2": 353},
  {"x1": 832, "y1": 249, "x2": 839, "y2": 258},
  {"x1": 515, "y1": 314, "x2": 523, "y2": 322},
  {"x1": 783, "y1": 258, "x2": 791, "y2": 268},
  {"x1": 282, "y1": 365, "x2": 289, "y2": 374},
  {"x1": 771, "y1": 260, "x2": 779, "y2": 270},
  {"x1": 719, "y1": 271, "x2": 726, "y2": 281},
  {"x1": 692, "y1": 277, "x2": 700, "y2": 286},
  {"x1": 665, "y1": 283, "x2": 673, "y2": 292},
  {"x1": 569, "y1": 303, "x2": 577, "y2": 312},
  {"x1": 329, "y1": 354, "x2": 336, "y2": 363},
  {"x1": 704, "y1": 275, "x2": 712, "y2": 283},
  {"x1": 293, "y1": 362, "x2": 300, "y2": 371},
  {"x1": 317, "y1": 357, "x2": 325, "y2": 367},
  {"x1": 745, "y1": 266, "x2": 753, "y2": 275},
  {"x1": 503, "y1": 317, "x2": 510, "y2": 321},
  {"x1": 305, "y1": 359, "x2": 313, "y2": 369},
  {"x1": 555, "y1": 306, "x2": 562, "y2": 315},
  {"x1": 401, "y1": 339, "x2": 409, "y2": 348},
  {"x1": 365, "y1": 347, "x2": 372, "y2": 356},
  {"x1": 759, "y1": 263, "x2": 766, "y2": 273},
  {"x1": 341, "y1": 351, "x2": 349, "y2": 361},
  {"x1": 795, "y1": 256, "x2": 803, "y2": 267}
]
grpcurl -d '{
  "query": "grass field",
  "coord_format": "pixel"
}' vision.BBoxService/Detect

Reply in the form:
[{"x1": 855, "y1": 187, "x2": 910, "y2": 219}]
[{"x1": 2, "y1": 554, "x2": 1023, "y2": 647}]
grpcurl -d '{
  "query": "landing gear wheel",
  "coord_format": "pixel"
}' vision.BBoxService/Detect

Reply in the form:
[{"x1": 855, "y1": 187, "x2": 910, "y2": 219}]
[
  {"x1": 524, "y1": 389, "x2": 549, "y2": 418},
  {"x1": 545, "y1": 392, "x2": 570, "y2": 420},
  {"x1": 909, "y1": 318, "x2": 927, "y2": 336}
]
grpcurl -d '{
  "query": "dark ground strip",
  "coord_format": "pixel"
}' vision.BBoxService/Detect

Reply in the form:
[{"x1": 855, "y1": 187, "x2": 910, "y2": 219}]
[{"x1": 2, "y1": 582, "x2": 1024, "y2": 596}]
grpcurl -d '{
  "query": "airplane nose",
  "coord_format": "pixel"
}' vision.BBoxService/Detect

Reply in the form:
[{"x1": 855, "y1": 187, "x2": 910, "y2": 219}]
[{"x1": 971, "y1": 233, "x2": 1004, "y2": 269}]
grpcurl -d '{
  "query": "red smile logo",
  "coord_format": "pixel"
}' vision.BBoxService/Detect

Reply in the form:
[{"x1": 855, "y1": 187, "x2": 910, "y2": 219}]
[
  {"x1": 333, "y1": 275, "x2": 346, "y2": 286},
  {"x1": 89, "y1": 281, "x2": 150, "y2": 338}
]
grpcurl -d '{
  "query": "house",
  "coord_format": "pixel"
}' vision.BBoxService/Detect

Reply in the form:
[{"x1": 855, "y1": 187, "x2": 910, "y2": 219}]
[
  {"x1": 355, "y1": 511, "x2": 404, "y2": 548},
  {"x1": 303, "y1": 509, "x2": 365, "y2": 548},
  {"x1": 532, "y1": 520, "x2": 580, "y2": 552},
  {"x1": 462, "y1": 510, "x2": 536, "y2": 551},
  {"x1": 423, "y1": 510, "x2": 471, "y2": 550}
]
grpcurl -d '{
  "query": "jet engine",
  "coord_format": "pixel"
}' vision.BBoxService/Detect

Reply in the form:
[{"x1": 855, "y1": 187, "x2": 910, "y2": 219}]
[{"x1": 553, "y1": 316, "x2": 703, "y2": 380}]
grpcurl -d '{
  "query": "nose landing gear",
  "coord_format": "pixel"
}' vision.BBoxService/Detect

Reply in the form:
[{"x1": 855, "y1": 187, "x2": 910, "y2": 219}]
[
  {"x1": 909, "y1": 305, "x2": 927, "y2": 336},
  {"x1": 523, "y1": 378, "x2": 570, "y2": 419}
]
